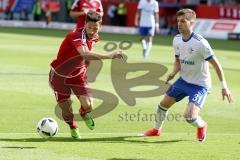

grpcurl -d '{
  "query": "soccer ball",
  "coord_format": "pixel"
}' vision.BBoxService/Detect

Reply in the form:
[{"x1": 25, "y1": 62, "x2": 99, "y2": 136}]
[{"x1": 37, "y1": 117, "x2": 58, "y2": 138}]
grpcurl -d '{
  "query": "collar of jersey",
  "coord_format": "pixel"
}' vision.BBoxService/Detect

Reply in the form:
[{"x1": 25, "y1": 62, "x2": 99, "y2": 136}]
[{"x1": 182, "y1": 32, "x2": 194, "y2": 42}]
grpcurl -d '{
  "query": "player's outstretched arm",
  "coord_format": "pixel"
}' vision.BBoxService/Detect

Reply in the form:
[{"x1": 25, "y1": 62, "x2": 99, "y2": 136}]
[
  {"x1": 70, "y1": 11, "x2": 86, "y2": 17},
  {"x1": 165, "y1": 57, "x2": 180, "y2": 84},
  {"x1": 76, "y1": 46, "x2": 126, "y2": 60},
  {"x1": 208, "y1": 57, "x2": 233, "y2": 103}
]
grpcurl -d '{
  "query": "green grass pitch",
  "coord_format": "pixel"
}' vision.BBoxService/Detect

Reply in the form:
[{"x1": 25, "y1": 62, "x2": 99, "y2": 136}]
[{"x1": 0, "y1": 27, "x2": 240, "y2": 160}]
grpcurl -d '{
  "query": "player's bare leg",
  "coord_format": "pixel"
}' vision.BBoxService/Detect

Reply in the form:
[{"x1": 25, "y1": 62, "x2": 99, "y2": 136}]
[
  {"x1": 58, "y1": 99, "x2": 77, "y2": 129},
  {"x1": 144, "y1": 36, "x2": 153, "y2": 59},
  {"x1": 78, "y1": 95, "x2": 95, "y2": 130},
  {"x1": 183, "y1": 103, "x2": 207, "y2": 142},
  {"x1": 58, "y1": 99, "x2": 80, "y2": 139},
  {"x1": 140, "y1": 36, "x2": 147, "y2": 58},
  {"x1": 143, "y1": 95, "x2": 175, "y2": 136}
]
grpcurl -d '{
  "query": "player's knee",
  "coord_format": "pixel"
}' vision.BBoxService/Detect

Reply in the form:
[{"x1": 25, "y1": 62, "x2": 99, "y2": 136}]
[{"x1": 160, "y1": 101, "x2": 170, "y2": 108}]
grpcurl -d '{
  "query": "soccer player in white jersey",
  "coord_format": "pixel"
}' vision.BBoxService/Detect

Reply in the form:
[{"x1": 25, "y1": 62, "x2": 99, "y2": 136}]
[
  {"x1": 135, "y1": 0, "x2": 159, "y2": 60},
  {"x1": 143, "y1": 8, "x2": 233, "y2": 142}
]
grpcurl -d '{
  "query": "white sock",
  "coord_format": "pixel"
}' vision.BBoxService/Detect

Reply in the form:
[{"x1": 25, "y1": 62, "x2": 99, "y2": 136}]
[
  {"x1": 186, "y1": 116, "x2": 206, "y2": 128},
  {"x1": 145, "y1": 41, "x2": 152, "y2": 57},
  {"x1": 141, "y1": 39, "x2": 147, "y2": 50},
  {"x1": 154, "y1": 105, "x2": 168, "y2": 130}
]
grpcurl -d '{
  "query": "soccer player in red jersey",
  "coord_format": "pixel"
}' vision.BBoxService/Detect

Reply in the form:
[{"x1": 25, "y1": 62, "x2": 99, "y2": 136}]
[
  {"x1": 70, "y1": 0, "x2": 103, "y2": 28},
  {"x1": 49, "y1": 11, "x2": 124, "y2": 139}
]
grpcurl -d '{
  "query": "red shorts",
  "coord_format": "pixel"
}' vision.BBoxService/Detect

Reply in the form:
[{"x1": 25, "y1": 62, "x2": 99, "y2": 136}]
[{"x1": 49, "y1": 69, "x2": 90, "y2": 102}]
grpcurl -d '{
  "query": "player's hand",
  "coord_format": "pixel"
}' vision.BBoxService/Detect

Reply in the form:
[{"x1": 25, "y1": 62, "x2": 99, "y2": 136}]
[
  {"x1": 110, "y1": 51, "x2": 127, "y2": 61},
  {"x1": 222, "y1": 88, "x2": 233, "y2": 103},
  {"x1": 165, "y1": 73, "x2": 175, "y2": 84}
]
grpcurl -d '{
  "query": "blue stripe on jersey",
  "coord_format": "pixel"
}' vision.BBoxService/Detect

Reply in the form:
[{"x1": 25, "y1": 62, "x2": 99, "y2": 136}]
[
  {"x1": 192, "y1": 33, "x2": 202, "y2": 41},
  {"x1": 175, "y1": 34, "x2": 181, "y2": 37},
  {"x1": 192, "y1": 35, "x2": 202, "y2": 41},
  {"x1": 205, "y1": 55, "x2": 215, "y2": 61}
]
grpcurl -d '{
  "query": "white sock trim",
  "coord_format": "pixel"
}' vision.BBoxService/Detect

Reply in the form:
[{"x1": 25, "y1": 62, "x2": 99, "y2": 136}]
[
  {"x1": 186, "y1": 116, "x2": 205, "y2": 128},
  {"x1": 145, "y1": 41, "x2": 152, "y2": 56},
  {"x1": 141, "y1": 39, "x2": 147, "y2": 49},
  {"x1": 154, "y1": 105, "x2": 168, "y2": 130}
]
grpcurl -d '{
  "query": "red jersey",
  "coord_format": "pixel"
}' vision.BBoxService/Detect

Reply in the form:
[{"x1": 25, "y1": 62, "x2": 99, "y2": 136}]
[
  {"x1": 51, "y1": 28, "x2": 99, "y2": 78},
  {"x1": 71, "y1": 0, "x2": 103, "y2": 28}
]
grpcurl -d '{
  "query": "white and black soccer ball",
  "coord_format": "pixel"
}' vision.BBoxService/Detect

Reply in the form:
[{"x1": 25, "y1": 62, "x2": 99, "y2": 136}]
[{"x1": 37, "y1": 117, "x2": 58, "y2": 138}]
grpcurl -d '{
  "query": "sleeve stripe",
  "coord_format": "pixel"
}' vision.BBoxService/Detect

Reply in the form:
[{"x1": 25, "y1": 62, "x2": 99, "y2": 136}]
[
  {"x1": 71, "y1": 0, "x2": 79, "y2": 10},
  {"x1": 205, "y1": 55, "x2": 215, "y2": 61},
  {"x1": 73, "y1": 38, "x2": 82, "y2": 41}
]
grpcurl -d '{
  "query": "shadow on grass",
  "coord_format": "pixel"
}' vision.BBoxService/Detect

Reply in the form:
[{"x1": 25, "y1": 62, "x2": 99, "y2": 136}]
[
  {"x1": 1, "y1": 146, "x2": 36, "y2": 149},
  {"x1": 106, "y1": 158, "x2": 148, "y2": 160},
  {"x1": 0, "y1": 136, "x2": 189, "y2": 144}
]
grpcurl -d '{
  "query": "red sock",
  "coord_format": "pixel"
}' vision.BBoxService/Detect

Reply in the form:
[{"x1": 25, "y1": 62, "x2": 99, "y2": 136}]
[
  {"x1": 80, "y1": 106, "x2": 86, "y2": 116},
  {"x1": 80, "y1": 105, "x2": 91, "y2": 117},
  {"x1": 67, "y1": 121, "x2": 78, "y2": 129}
]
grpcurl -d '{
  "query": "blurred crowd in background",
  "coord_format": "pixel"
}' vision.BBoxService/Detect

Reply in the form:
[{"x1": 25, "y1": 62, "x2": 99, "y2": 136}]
[{"x1": 0, "y1": 0, "x2": 239, "y2": 35}]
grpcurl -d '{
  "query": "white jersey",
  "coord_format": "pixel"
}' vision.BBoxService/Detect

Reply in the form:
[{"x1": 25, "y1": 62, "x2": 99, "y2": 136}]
[
  {"x1": 137, "y1": 0, "x2": 159, "y2": 27},
  {"x1": 173, "y1": 32, "x2": 215, "y2": 89}
]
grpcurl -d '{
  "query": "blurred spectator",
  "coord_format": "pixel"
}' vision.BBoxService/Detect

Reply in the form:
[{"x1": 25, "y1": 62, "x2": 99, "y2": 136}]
[
  {"x1": 166, "y1": 15, "x2": 178, "y2": 35},
  {"x1": 206, "y1": 0, "x2": 221, "y2": 5},
  {"x1": 186, "y1": 0, "x2": 200, "y2": 4},
  {"x1": 65, "y1": 0, "x2": 73, "y2": 22},
  {"x1": 45, "y1": 0, "x2": 52, "y2": 25},
  {"x1": 32, "y1": 0, "x2": 42, "y2": 21},
  {"x1": 41, "y1": 0, "x2": 61, "y2": 22},
  {"x1": 4, "y1": 2, "x2": 14, "y2": 20},
  {"x1": 20, "y1": 5, "x2": 29, "y2": 21},
  {"x1": 107, "y1": 1, "x2": 117, "y2": 25},
  {"x1": 223, "y1": 0, "x2": 239, "y2": 5},
  {"x1": 117, "y1": 1, "x2": 127, "y2": 26},
  {"x1": 0, "y1": 0, "x2": 8, "y2": 13}
]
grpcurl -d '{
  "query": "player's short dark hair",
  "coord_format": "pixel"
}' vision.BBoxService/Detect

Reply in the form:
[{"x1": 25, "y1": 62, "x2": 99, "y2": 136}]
[
  {"x1": 176, "y1": 8, "x2": 196, "y2": 21},
  {"x1": 86, "y1": 11, "x2": 102, "y2": 24}
]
